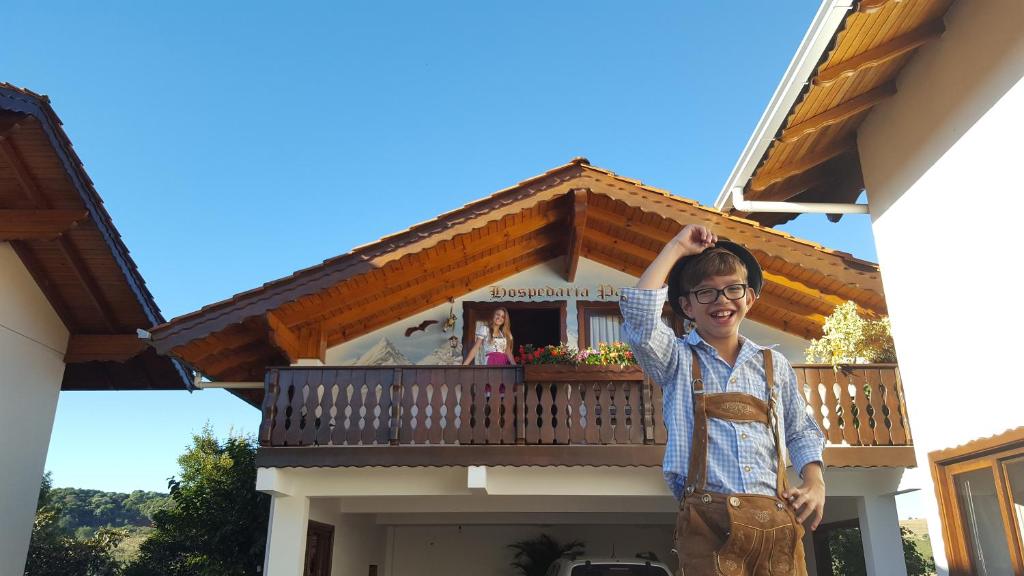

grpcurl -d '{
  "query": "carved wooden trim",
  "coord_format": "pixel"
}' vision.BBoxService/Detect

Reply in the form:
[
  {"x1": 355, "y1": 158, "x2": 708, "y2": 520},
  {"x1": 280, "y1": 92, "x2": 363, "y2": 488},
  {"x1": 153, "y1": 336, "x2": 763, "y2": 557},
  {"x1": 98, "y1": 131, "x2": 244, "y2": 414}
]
[
  {"x1": 856, "y1": 0, "x2": 902, "y2": 15},
  {"x1": 750, "y1": 136, "x2": 857, "y2": 192},
  {"x1": 814, "y1": 19, "x2": 945, "y2": 87},
  {"x1": 781, "y1": 83, "x2": 896, "y2": 144}
]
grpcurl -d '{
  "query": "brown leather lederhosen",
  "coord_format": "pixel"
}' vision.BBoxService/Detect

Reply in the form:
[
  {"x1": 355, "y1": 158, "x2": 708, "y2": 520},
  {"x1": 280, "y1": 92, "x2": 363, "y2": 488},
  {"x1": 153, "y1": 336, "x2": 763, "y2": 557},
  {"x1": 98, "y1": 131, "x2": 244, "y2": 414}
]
[{"x1": 674, "y1": 349, "x2": 806, "y2": 576}]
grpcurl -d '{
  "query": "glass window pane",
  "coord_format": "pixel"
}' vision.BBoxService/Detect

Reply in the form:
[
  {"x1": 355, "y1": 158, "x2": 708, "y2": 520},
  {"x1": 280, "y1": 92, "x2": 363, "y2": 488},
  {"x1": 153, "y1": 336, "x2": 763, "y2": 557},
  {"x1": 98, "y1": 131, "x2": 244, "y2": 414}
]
[
  {"x1": 1005, "y1": 458, "x2": 1024, "y2": 559},
  {"x1": 954, "y1": 466, "x2": 1014, "y2": 575},
  {"x1": 588, "y1": 313, "x2": 622, "y2": 347},
  {"x1": 585, "y1": 311, "x2": 676, "y2": 348}
]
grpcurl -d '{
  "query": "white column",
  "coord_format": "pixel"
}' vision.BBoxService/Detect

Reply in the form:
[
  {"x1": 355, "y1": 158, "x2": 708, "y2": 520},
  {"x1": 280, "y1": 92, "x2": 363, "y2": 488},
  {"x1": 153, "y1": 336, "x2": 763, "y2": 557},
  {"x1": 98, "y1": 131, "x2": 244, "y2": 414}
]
[
  {"x1": 263, "y1": 495, "x2": 310, "y2": 576},
  {"x1": 857, "y1": 494, "x2": 907, "y2": 576}
]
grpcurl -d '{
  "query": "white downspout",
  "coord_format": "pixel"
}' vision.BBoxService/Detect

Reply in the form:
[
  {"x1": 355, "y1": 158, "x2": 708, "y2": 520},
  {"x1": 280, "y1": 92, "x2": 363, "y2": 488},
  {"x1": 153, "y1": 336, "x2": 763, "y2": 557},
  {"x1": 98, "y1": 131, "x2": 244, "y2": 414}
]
[{"x1": 730, "y1": 186, "x2": 868, "y2": 214}]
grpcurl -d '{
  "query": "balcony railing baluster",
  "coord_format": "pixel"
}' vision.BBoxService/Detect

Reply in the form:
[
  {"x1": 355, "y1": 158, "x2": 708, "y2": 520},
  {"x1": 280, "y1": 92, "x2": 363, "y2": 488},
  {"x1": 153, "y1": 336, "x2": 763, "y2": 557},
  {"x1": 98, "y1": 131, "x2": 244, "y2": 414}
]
[{"x1": 259, "y1": 364, "x2": 910, "y2": 451}]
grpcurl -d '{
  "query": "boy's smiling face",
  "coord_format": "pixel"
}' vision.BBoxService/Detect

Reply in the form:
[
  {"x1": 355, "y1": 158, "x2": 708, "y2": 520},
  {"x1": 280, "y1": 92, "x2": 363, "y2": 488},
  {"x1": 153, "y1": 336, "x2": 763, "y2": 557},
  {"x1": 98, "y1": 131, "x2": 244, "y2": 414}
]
[{"x1": 681, "y1": 272, "x2": 756, "y2": 342}]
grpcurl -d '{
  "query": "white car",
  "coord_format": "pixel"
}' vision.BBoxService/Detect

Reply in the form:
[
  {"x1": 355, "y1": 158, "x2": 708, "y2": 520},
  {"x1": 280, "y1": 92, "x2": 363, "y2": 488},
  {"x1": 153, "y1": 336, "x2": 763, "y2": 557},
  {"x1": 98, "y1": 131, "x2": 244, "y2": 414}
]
[{"x1": 545, "y1": 556, "x2": 673, "y2": 576}]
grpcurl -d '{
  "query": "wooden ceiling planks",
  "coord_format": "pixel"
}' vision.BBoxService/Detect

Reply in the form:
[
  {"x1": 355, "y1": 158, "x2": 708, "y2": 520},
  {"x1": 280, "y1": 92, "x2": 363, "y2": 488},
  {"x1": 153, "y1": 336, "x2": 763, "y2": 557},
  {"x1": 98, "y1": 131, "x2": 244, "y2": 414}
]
[
  {"x1": 0, "y1": 84, "x2": 188, "y2": 389},
  {"x1": 729, "y1": 0, "x2": 955, "y2": 226}
]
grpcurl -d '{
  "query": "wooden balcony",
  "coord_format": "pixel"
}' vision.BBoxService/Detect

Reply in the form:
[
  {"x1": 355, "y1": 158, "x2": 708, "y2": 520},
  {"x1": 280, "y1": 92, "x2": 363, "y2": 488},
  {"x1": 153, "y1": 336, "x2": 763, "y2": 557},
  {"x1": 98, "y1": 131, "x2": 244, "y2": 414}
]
[{"x1": 256, "y1": 364, "x2": 914, "y2": 468}]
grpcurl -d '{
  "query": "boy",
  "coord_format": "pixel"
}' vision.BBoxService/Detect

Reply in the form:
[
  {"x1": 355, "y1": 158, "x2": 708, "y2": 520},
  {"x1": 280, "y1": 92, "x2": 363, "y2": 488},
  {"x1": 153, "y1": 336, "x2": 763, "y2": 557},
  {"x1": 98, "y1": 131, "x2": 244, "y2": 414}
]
[{"x1": 620, "y1": 224, "x2": 825, "y2": 576}]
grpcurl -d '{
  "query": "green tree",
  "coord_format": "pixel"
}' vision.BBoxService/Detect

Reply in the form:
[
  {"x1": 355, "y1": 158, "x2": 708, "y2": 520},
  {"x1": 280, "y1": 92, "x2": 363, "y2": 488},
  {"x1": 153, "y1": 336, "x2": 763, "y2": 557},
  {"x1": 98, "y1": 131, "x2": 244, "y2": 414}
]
[
  {"x1": 25, "y1": 473, "x2": 127, "y2": 576},
  {"x1": 124, "y1": 426, "x2": 270, "y2": 576},
  {"x1": 827, "y1": 525, "x2": 936, "y2": 576},
  {"x1": 508, "y1": 533, "x2": 585, "y2": 576}
]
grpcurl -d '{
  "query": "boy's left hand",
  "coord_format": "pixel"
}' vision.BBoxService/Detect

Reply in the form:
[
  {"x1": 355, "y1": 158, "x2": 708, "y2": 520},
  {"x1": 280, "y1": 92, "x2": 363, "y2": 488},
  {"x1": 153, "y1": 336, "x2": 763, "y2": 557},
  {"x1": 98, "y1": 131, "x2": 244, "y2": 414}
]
[{"x1": 783, "y1": 463, "x2": 825, "y2": 530}]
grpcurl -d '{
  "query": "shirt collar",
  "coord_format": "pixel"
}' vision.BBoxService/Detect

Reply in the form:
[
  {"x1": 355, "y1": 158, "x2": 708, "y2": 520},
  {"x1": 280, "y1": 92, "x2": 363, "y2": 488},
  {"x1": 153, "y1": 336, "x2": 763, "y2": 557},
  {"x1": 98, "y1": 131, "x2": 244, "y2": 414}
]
[{"x1": 684, "y1": 330, "x2": 775, "y2": 354}]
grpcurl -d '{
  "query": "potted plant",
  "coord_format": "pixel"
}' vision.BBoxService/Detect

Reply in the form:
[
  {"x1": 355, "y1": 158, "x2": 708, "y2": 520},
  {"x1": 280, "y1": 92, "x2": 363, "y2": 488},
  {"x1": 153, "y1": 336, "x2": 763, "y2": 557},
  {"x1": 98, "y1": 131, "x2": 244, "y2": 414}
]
[{"x1": 508, "y1": 533, "x2": 584, "y2": 576}]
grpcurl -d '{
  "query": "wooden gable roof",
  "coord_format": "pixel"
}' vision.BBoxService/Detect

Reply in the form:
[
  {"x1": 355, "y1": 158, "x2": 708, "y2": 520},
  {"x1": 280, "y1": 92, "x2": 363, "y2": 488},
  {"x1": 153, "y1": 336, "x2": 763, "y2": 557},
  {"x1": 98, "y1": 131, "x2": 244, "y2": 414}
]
[
  {"x1": 0, "y1": 84, "x2": 190, "y2": 390},
  {"x1": 150, "y1": 158, "x2": 886, "y2": 392},
  {"x1": 721, "y1": 0, "x2": 955, "y2": 225}
]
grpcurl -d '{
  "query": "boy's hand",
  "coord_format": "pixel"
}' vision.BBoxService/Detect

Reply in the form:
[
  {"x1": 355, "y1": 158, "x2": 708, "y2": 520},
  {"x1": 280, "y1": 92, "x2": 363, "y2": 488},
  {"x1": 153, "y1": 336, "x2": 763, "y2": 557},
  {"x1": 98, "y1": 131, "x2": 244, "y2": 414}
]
[
  {"x1": 670, "y1": 224, "x2": 717, "y2": 257},
  {"x1": 783, "y1": 463, "x2": 825, "y2": 530}
]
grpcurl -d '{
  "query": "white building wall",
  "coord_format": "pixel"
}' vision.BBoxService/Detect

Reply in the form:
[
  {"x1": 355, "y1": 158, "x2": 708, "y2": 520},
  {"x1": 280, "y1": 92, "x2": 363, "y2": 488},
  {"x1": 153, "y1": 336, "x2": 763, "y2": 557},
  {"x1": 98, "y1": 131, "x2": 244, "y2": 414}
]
[
  {"x1": 325, "y1": 258, "x2": 811, "y2": 366},
  {"x1": 856, "y1": 1, "x2": 1024, "y2": 572},
  {"x1": 0, "y1": 242, "x2": 69, "y2": 576},
  {"x1": 306, "y1": 502, "x2": 388, "y2": 576},
  {"x1": 389, "y1": 524, "x2": 674, "y2": 576}
]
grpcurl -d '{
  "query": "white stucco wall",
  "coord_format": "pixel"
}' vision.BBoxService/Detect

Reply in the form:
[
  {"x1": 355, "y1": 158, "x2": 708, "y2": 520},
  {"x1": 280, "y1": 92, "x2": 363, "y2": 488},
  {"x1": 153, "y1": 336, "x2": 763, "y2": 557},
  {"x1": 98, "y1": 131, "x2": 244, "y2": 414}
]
[
  {"x1": 856, "y1": 1, "x2": 1024, "y2": 572},
  {"x1": 0, "y1": 242, "x2": 69, "y2": 576},
  {"x1": 306, "y1": 503, "x2": 388, "y2": 576},
  {"x1": 389, "y1": 524, "x2": 675, "y2": 576},
  {"x1": 325, "y1": 257, "x2": 811, "y2": 366}
]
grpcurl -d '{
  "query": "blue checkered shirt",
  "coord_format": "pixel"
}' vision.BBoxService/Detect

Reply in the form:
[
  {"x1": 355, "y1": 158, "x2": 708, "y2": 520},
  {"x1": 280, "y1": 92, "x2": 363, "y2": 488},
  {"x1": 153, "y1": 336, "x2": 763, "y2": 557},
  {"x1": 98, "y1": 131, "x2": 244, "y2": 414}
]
[{"x1": 620, "y1": 286, "x2": 825, "y2": 500}]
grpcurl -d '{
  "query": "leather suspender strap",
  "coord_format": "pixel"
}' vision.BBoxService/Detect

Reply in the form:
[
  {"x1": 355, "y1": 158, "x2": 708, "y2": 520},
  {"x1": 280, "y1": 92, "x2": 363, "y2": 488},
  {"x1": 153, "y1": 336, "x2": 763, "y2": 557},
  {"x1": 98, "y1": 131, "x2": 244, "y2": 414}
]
[
  {"x1": 686, "y1": 348, "x2": 788, "y2": 498},
  {"x1": 763, "y1": 349, "x2": 789, "y2": 498},
  {"x1": 686, "y1": 353, "x2": 708, "y2": 495}
]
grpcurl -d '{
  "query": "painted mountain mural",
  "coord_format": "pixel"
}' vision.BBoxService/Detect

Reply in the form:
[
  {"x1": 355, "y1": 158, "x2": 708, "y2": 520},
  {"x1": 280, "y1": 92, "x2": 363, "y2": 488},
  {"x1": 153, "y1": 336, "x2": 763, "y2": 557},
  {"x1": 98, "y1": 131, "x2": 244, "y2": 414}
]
[
  {"x1": 418, "y1": 343, "x2": 461, "y2": 365},
  {"x1": 355, "y1": 337, "x2": 412, "y2": 366}
]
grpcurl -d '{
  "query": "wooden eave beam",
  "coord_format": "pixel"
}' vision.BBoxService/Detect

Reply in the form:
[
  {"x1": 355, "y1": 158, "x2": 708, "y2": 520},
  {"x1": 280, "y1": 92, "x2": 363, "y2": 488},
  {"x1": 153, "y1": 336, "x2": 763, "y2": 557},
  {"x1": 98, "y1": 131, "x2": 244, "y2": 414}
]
[
  {"x1": 64, "y1": 334, "x2": 147, "y2": 363},
  {"x1": 756, "y1": 290, "x2": 829, "y2": 324},
  {"x1": 780, "y1": 83, "x2": 896, "y2": 144},
  {"x1": 749, "y1": 135, "x2": 857, "y2": 192},
  {"x1": 277, "y1": 211, "x2": 567, "y2": 326},
  {"x1": 762, "y1": 270, "x2": 877, "y2": 316},
  {"x1": 0, "y1": 137, "x2": 117, "y2": 331},
  {"x1": 751, "y1": 157, "x2": 849, "y2": 203},
  {"x1": 264, "y1": 311, "x2": 302, "y2": 363},
  {"x1": 588, "y1": 206, "x2": 675, "y2": 244},
  {"x1": 326, "y1": 244, "x2": 561, "y2": 343},
  {"x1": 0, "y1": 209, "x2": 89, "y2": 240},
  {"x1": 263, "y1": 312, "x2": 326, "y2": 364},
  {"x1": 290, "y1": 224, "x2": 563, "y2": 331},
  {"x1": 565, "y1": 189, "x2": 588, "y2": 282},
  {"x1": 201, "y1": 343, "x2": 276, "y2": 379},
  {"x1": 814, "y1": 19, "x2": 945, "y2": 87},
  {"x1": 320, "y1": 236, "x2": 558, "y2": 337},
  {"x1": 583, "y1": 227, "x2": 658, "y2": 264}
]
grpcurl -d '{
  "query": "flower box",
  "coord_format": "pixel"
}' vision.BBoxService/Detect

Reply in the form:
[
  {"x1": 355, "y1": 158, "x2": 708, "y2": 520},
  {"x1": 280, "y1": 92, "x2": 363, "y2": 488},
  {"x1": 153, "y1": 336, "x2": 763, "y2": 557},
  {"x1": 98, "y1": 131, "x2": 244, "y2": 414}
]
[{"x1": 523, "y1": 364, "x2": 645, "y2": 382}]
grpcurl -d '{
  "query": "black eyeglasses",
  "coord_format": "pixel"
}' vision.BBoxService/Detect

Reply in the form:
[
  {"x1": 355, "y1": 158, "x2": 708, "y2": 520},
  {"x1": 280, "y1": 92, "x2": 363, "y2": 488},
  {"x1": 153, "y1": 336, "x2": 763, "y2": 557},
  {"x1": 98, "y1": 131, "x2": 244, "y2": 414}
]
[{"x1": 690, "y1": 283, "x2": 749, "y2": 304}]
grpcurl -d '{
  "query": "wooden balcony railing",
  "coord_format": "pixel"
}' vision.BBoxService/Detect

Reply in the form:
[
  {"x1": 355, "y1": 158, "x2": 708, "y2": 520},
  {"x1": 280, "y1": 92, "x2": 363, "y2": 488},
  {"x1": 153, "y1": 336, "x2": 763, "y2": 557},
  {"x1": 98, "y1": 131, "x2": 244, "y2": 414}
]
[
  {"x1": 258, "y1": 363, "x2": 911, "y2": 455},
  {"x1": 793, "y1": 363, "x2": 911, "y2": 447}
]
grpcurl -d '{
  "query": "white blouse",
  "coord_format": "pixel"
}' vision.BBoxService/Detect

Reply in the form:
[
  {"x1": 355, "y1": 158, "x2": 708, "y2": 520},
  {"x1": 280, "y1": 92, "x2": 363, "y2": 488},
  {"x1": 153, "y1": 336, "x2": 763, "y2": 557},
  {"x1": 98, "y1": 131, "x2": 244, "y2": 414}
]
[{"x1": 475, "y1": 324, "x2": 508, "y2": 354}]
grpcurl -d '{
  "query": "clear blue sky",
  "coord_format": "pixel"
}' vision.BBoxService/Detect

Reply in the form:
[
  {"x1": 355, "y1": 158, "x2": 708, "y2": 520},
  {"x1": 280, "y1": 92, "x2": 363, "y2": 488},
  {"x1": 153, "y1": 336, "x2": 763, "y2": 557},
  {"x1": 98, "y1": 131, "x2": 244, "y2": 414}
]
[{"x1": 5, "y1": 0, "x2": 913, "y2": 514}]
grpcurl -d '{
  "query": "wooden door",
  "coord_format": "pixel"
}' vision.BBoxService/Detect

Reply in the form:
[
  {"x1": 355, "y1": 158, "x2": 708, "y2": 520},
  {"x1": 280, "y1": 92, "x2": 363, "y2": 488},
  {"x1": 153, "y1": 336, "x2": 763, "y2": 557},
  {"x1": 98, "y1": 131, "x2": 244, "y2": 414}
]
[{"x1": 304, "y1": 520, "x2": 334, "y2": 576}]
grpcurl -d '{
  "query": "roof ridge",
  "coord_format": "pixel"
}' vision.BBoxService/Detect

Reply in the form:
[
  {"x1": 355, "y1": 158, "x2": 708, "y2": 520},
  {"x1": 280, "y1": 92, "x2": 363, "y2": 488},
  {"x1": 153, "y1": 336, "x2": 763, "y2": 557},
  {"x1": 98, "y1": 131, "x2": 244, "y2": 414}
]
[{"x1": 156, "y1": 160, "x2": 878, "y2": 337}]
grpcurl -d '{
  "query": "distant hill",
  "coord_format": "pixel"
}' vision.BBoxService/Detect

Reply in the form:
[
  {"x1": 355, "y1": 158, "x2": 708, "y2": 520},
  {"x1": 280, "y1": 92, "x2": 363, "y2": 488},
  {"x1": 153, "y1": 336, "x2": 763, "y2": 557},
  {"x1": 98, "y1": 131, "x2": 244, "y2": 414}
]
[{"x1": 46, "y1": 486, "x2": 171, "y2": 537}]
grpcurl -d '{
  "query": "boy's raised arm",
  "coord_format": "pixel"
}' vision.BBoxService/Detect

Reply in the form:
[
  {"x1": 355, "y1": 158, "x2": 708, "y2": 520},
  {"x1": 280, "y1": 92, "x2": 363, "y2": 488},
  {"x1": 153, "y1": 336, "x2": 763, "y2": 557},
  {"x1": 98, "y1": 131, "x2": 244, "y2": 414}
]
[
  {"x1": 636, "y1": 225, "x2": 717, "y2": 289},
  {"x1": 620, "y1": 224, "x2": 717, "y2": 384}
]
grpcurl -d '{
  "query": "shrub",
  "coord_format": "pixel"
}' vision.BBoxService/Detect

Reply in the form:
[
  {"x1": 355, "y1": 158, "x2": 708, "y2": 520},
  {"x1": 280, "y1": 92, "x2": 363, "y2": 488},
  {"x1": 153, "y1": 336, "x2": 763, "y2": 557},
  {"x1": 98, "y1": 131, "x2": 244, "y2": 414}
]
[{"x1": 806, "y1": 301, "x2": 897, "y2": 369}]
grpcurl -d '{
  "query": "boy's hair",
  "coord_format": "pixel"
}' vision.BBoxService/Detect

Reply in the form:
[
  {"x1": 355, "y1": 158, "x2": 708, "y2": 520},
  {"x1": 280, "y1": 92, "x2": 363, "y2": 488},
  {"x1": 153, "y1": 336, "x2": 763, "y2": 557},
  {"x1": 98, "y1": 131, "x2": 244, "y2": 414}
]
[
  {"x1": 668, "y1": 245, "x2": 758, "y2": 320},
  {"x1": 678, "y1": 249, "x2": 748, "y2": 294}
]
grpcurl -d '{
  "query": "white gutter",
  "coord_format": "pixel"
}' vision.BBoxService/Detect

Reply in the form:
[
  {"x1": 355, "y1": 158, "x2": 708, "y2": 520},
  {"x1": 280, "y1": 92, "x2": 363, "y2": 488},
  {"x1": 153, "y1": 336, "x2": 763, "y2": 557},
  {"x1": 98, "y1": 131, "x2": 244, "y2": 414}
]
[
  {"x1": 730, "y1": 186, "x2": 868, "y2": 214},
  {"x1": 714, "y1": 0, "x2": 858, "y2": 213}
]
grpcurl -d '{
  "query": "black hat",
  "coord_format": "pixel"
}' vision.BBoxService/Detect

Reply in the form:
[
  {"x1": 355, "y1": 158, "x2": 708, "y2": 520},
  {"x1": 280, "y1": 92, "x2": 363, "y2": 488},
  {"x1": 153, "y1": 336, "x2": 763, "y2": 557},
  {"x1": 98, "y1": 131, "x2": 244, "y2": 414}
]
[{"x1": 667, "y1": 240, "x2": 763, "y2": 320}]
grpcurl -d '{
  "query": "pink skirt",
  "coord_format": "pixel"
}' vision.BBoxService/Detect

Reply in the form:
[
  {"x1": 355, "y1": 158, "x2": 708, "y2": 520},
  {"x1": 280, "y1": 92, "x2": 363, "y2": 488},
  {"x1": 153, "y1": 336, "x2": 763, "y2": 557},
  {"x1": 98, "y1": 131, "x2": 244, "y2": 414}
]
[{"x1": 486, "y1": 352, "x2": 511, "y2": 365}]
